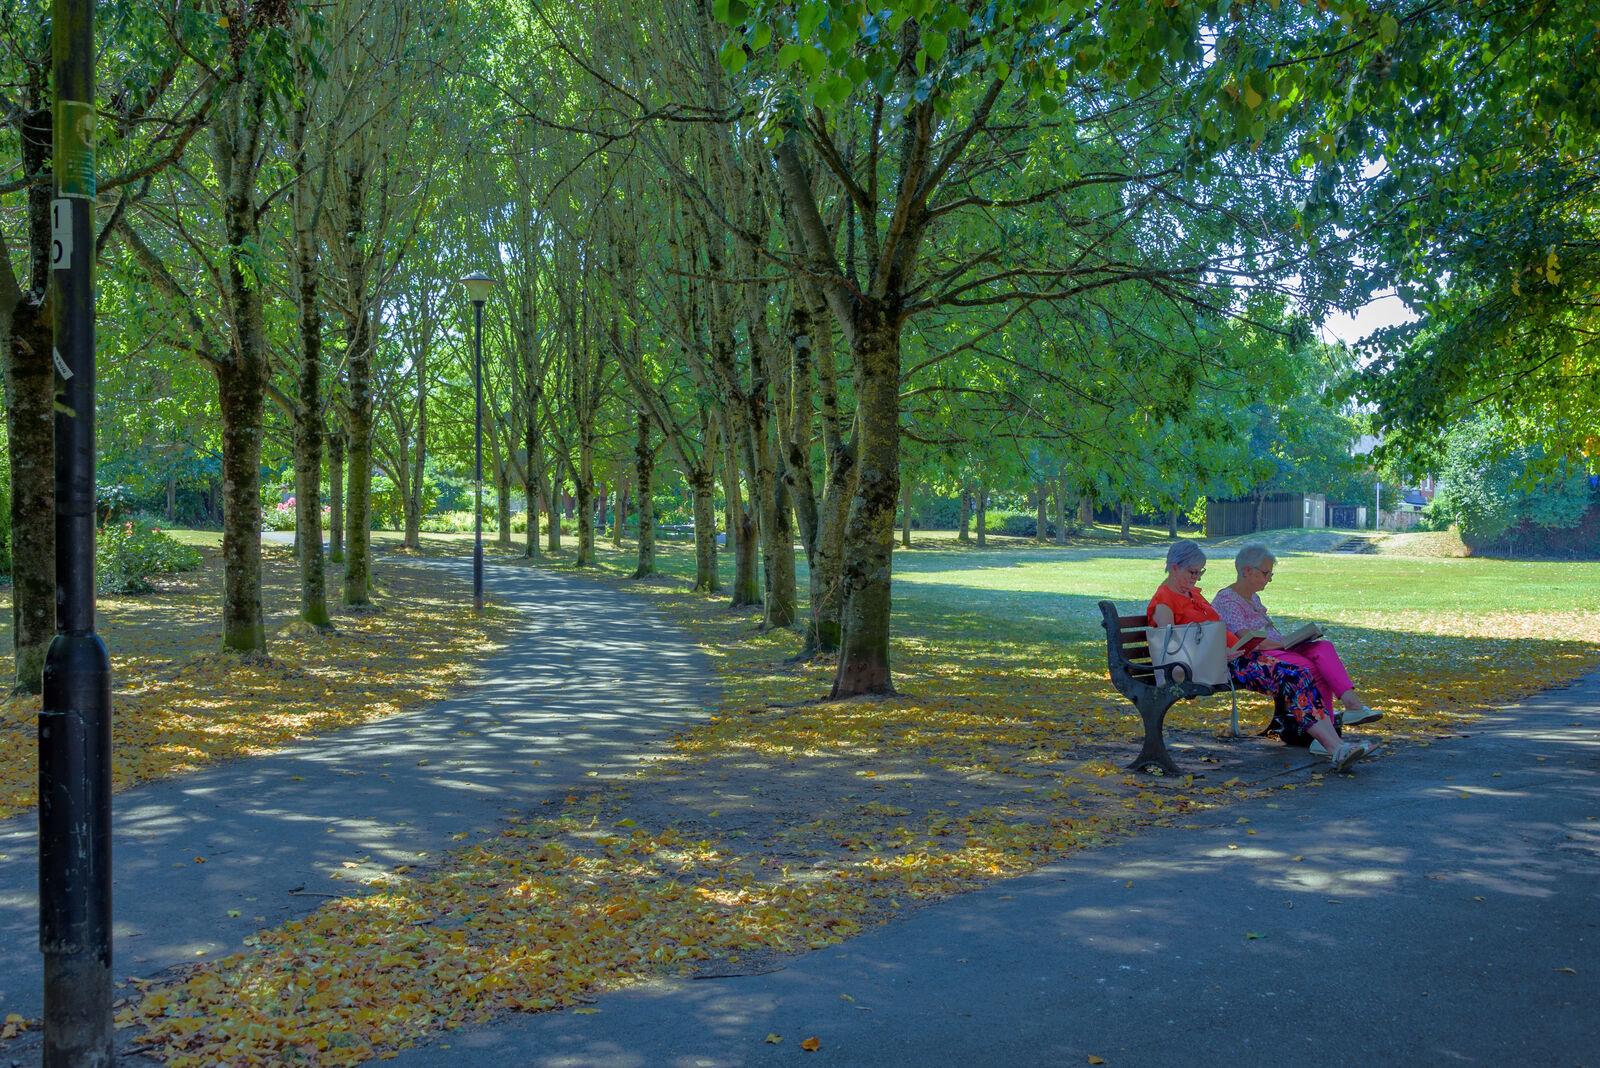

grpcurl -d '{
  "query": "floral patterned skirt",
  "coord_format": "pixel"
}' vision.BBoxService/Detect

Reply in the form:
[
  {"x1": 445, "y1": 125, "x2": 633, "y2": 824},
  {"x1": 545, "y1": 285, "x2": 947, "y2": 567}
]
[{"x1": 1230, "y1": 651, "x2": 1329, "y2": 732}]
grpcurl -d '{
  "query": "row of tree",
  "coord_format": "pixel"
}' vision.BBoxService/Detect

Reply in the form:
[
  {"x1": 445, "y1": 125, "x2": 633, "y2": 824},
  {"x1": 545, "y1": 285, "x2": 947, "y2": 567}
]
[{"x1": 3, "y1": 1, "x2": 1592, "y2": 699}]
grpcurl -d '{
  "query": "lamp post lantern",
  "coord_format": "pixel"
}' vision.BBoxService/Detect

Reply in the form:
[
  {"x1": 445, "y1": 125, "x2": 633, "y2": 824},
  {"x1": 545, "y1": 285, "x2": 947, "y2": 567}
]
[
  {"x1": 41, "y1": 0, "x2": 114, "y2": 1062},
  {"x1": 461, "y1": 272, "x2": 495, "y2": 614}
]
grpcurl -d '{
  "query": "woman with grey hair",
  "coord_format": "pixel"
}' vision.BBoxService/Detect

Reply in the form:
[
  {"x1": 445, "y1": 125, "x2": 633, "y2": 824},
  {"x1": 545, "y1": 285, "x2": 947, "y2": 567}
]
[
  {"x1": 1148, "y1": 539, "x2": 1376, "y2": 771},
  {"x1": 1213, "y1": 542, "x2": 1383, "y2": 754}
]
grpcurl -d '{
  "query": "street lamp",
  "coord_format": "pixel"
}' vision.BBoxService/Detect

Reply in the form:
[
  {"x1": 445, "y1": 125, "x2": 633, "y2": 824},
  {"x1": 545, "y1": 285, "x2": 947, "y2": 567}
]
[
  {"x1": 41, "y1": 0, "x2": 114, "y2": 1062},
  {"x1": 460, "y1": 272, "x2": 495, "y2": 614}
]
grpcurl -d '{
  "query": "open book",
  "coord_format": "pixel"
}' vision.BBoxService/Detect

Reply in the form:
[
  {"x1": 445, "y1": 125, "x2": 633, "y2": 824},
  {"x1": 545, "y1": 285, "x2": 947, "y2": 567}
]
[{"x1": 1232, "y1": 622, "x2": 1323, "y2": 655}]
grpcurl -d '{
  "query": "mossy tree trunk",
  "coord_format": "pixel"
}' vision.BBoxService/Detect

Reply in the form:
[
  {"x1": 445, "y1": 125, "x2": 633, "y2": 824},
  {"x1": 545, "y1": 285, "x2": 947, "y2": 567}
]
[
  {"x1": 830, "y1": 315, "x2": 901, "y2": 697},
  {"x1": 328, "y1": 425, "x2": 345, "y2": 562},
  {"x1": 632, "y1": 414, "x2": 656, "y2": 578},
  {"x1": 1, "y1": 89, "x2": 54, "y2": 692},
  {"x1": 2, "y1": 270, "x2": 53, "y2": 692},
  {"x1": 290, "y1": 85, "x2": 330, "y2": 629},
  {"x1": 901, "y1": 477, "x2": 914, "y2": 548}
]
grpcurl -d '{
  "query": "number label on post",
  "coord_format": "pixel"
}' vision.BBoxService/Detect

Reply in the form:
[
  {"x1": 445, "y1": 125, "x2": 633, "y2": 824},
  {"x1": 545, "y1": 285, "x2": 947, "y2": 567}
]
[{"x1": 51, "y1": 198, "x2": 74, "y2": 271}]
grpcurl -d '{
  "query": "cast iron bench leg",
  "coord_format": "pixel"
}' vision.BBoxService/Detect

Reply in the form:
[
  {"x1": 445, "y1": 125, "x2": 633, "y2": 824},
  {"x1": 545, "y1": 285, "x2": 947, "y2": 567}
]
[{"x1": 1127, "y1": 691, "x2": 1183, "y2": 775}]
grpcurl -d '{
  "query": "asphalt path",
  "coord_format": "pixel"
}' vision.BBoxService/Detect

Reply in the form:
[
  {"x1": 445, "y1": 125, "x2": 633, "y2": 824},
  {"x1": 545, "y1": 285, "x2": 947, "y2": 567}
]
[
  {"x1": 0, "y1": 558, "x2": 717, "y2": 1024},
  {"x1": 385, "y1": 667, "x2": 1600, "y2": 1068}
]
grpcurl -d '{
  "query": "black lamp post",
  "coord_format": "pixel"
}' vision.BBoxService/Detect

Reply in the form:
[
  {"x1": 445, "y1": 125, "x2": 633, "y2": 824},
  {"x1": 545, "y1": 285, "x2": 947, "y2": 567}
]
[
  {"x1": 40, "y1": 0, "x2": 114, "y2": 1063},
  {"x1": 461, "y1": 272, "x2": 494, "y2": 613}
]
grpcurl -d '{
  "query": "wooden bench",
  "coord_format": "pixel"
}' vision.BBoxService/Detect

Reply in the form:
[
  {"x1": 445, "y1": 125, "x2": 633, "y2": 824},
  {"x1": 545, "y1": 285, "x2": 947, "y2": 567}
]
[{"x1": 1098, "y1": 600, "x2": 1287, "y2": 775}]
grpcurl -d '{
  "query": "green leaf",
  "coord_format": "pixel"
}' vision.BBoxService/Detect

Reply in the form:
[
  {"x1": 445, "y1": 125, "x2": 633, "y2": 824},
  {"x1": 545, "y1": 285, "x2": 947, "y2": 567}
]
[
  {"x1": 1377, "y1": 13, "x2": 1399, "y2": 46},
  {"x1": 798, "y1": 44, "x2": 825, "y2": 79},
  {"x1": 924, "y1": 30, "x2": 948, "y2": 63},
  {"x1": 776, "y1": 42, "x2": 803, "y2": 68},
  {"x1": 719, "y1": 39, "x2": 747, "y2": 74}
]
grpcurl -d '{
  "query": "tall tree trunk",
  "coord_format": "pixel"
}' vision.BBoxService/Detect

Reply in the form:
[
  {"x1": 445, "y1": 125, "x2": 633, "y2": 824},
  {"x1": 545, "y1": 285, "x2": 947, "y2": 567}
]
[
  {"x1": 1119, "y1": 501, "x2": 1131, "y2": 541},
  {"x1": 328, "y1": 426, "x2": 345, "y2": 562},
  {"x1": 523, "y1": 456, "x2": 539, "y2": 559},
  {"x1": 747, "y1": 336, "x2": 795, "y2": 629},
  {"x1": 496, "y1": 467, "x2": 512, "y2": 547},
  {"x1": 612, "y1": 478, "x2": 628, "y2": 550},
  {"x1": 404, "y1": 339, "x2": 427, "y2": 551},
  {"x1": 166, "y1": 475, "x2": 177, "y2": 522},
  {"x1": 546, "y1": 472, "x2": 562, "y2": 552},
  {"x1": 958, "y1": 487, "x2": 971, "y2": 543},
  {"x1": 2, "y1": 93, "x2": 54, "y2": 692},
  {"x1": 217, "y1": 77, "x2": 271, "y2": 654},
  {"x1": 1168, "y1": 507, "x2": 1180, "y2": 539},
  {"x1": 900, "y1": 477, "x2": 913, "y2": 548},
  {"x1": 1078, "y1": 494, "x2": 1093, "y2": 528},
  {"x1": 689, "y1": 467, "x2": 719, "y2": 593},
  {"x1": 218, "y1": 368, "x2": 267, "y2": 653},
  {"x1": 1053, "y1": 478, "x2": 1068, "y2": 545},
  {"x1": 806, "y1": 438, "x2": 853, "y2": 656},
  {"x1": 723, "y1": 415, "x2": 760, "y2": 607},
  {"x1": 575, "y1": 443, "x2": 595, "y2": 567},
  {"x1": 291, "y1": 96, "x2": 330, "y2": 630},
  {"x1": 1035, "y1": 481, "x2": 1049, "y2": 543},
  {"x1": 3, "y1": 300, "x2": 53, "y2": 691},
  {"x1": 292, "y1": 309, "x2": 329, "y2": 629},
  {"x1": 976, "y1": 484, "x2": 988, "y2": 548},
  {"x1": 759, "y1": 443, "x2": 797, "y2": 627},
  {"x1": 401, "y1": 477, "x2": 421, "y2": 550},
  {"x1": 632, "y1": 414, "x2": 656, "y2": 578},
  {"x1": 831, "y1": 319, "x2": 900, "y2": 697},
  {"x1": 342, "y1": 313, "x2": 374, "y2": 607}
]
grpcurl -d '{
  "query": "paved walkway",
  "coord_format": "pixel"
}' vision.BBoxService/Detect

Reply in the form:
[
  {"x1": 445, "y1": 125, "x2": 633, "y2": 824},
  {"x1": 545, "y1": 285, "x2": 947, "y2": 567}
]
[
  {"x1": 384, "y1": 669, "x2": 1600, "y2": 1067},
  {"x1": 0, "y1": 559, "x2": 717, "y2": 1022}
]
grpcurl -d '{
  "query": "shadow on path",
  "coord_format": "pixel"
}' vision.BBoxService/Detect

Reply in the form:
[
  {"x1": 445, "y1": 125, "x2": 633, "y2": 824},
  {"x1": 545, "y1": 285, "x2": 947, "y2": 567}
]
[
  {"x1": 0, "y1": 559, "x2": 716, "y2": 1020},
  {"x1": 384, "y1": 668, "x2": 1600, "y2": 1067}
]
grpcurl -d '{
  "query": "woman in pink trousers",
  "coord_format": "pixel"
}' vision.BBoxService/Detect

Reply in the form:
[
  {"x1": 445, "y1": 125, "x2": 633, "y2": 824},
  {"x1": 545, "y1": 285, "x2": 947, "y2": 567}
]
[{"x1": 1212, "y1": 542, "x2": 1383, "y2": 755}]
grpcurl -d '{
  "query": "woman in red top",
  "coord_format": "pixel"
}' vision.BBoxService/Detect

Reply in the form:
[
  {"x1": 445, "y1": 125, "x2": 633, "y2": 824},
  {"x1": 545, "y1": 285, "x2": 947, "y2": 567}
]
[{"x1": 1149, "y1": 540, "x2": 1375, "y2": 772}]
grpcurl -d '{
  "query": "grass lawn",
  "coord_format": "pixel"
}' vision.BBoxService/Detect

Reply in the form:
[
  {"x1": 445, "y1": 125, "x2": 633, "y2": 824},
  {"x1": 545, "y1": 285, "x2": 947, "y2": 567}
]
[{"x1": 115, "y1": 530, "x2": 1600, "y2": 1064}]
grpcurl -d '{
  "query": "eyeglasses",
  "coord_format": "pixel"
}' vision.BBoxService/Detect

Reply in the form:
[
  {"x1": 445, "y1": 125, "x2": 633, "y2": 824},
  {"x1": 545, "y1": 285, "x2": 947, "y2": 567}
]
[
  {"x1": 1184, "y1": 567, "x2": 1206, "y2": 578},
  {"x1": 1251, "y1": 564, "x2": 1274, "y2": 577}
]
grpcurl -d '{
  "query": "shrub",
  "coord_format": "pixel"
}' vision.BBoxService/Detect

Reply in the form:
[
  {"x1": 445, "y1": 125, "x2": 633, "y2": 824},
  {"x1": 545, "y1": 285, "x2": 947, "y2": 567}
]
[
  {"x1": 262, "y1": 498, "x2": 297, "y2": 531},
  {"x1": 98, "y1": 518, "x2": 203, "y2": 594},
  {"x1": 914, "y1": 495, "x2": 965, "y2": 530},
  {"x1": 996, "y1": 512, "x2": 1056, "y2": 539},
  {"x1": 419, "y1": 510, "x2": 476, "y2": 534}
]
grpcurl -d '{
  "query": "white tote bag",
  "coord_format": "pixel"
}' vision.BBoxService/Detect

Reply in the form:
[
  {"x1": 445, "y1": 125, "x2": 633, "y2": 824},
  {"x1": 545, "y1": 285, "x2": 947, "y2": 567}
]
[{"x1": 1149, "y1": 620, "x2": 1230, "y2": 687}]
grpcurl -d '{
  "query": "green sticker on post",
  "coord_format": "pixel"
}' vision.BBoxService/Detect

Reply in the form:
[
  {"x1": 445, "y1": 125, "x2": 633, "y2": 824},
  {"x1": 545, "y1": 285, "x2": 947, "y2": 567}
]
[{"x1": 54, "y1": 99, "x2": 95, "y2": 199}]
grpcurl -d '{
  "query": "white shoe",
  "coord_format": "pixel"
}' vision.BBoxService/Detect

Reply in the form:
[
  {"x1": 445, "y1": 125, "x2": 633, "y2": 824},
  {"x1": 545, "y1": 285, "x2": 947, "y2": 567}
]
[
  {"x1": 1309, "y1": 739, "x2": 1329, "y2": 757},
  {"x1": 1329, "y1": 740, "x2": 1377, "y2": 772},
  {"x1": 1343, "y1": 706, "x2": 1382, "y2": 726}
]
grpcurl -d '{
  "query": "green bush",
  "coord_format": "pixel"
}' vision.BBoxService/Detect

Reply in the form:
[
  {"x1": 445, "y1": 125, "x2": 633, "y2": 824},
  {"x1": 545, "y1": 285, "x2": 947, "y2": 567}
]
[
  {"x1": 262, "y1": 499, "x2": 297, "y2": 531},
  {"x1": 97, "y1": 517, "x2": 203, "y2": 594},
  {"x1": 996, "y1": 512, "x2": 1057, "y2": 538}
]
